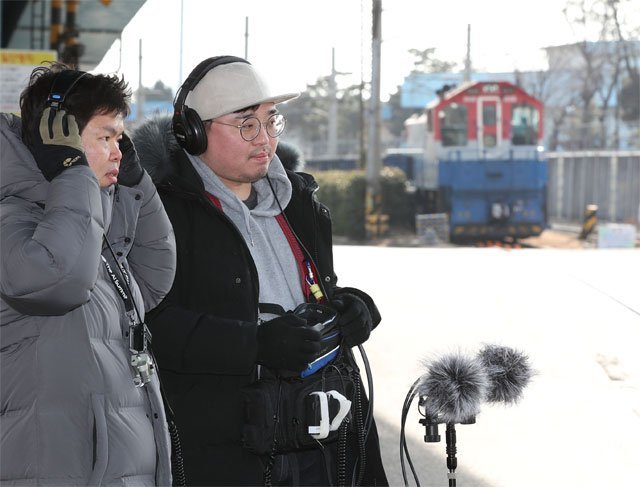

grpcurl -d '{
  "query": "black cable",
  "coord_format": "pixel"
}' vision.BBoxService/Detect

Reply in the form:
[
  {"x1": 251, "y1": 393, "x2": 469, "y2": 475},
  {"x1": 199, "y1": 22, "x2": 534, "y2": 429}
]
[
  {"x1": 353, "y1": 375, "x2": 366, "y2": 486},
  {"x1": 356, "y1": 344, "x2": 374, "y2": 438},
  {"x1": 168, "y1": 419, "x2": 186, "y2": 486},
  {"x1": 346, "y1": 343, "x2": 376, "y2": 486},
  {"x1": 337, "y1": 417, "x2": 350, "y2": 487},
  {"x1": 263, "y1": 380, "x2": 284, "y2": 487},
  {"x1": 400, "y1": 378, "x2": 422, "y2": 487},
  {"x1": 151, "y1": 348, "x2": 186, "y2": 487}
]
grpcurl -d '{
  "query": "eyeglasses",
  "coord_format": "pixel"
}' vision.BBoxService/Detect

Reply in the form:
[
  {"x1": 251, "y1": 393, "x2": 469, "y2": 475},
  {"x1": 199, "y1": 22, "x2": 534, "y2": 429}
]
[{"x1": 210, "y1": 113, "x2": 286, "y2": 142}]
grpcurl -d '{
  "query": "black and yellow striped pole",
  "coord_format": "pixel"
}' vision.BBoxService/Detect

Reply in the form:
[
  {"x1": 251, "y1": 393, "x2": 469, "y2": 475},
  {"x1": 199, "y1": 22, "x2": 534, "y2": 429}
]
[
  {"x1": 579, "y1": 204, "x2": 598, "y2": 240},
  {"x1": 50, "y1": 0, "x2": 63, "y2": 52},
  {"x1": 61, "y1": 0, "x2": 81, "y2": 68},
  {"x1": 365, "y1": 192, "x2": 389, "y2": 239}
]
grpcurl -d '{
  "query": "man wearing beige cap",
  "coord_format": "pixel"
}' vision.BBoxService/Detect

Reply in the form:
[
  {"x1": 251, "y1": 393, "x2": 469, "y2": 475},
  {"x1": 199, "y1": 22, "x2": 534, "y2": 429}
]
[{"x1": 133, "y1": 56, "x2": 387, "y2": 486}]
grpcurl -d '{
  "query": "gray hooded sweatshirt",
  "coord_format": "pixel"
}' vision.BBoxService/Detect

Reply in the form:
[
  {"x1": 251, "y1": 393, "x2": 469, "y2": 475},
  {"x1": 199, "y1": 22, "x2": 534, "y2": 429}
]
[
  {"x1": 0, "y1": 114, "x2": 176, "y2": 486},
  {"x1": 189, "y1": 153, "x2": 305, "y2": 319}
]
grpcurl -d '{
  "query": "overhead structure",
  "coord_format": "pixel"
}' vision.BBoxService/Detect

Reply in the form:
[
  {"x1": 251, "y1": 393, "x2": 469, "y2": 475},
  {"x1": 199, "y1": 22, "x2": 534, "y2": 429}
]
[{"x1": 1, "y1": 0, "x2": 146, "y2": 70}]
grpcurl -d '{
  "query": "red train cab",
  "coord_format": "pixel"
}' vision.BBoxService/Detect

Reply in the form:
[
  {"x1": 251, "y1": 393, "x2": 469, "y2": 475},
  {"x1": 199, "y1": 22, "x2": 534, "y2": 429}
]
[{"x1": 425, "y1": 81, "x2": 544, "y2": 162}]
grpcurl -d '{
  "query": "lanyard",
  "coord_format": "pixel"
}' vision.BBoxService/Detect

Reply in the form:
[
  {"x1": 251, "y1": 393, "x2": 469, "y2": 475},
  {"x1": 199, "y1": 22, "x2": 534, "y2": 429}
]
[
  {"x1": 274, "y1": 213, "x2": 324, "y2": 303},
  {"x1": 101, "y1": 245, "x2": 150, "y2": 354},
  {"x1": 205, "y1": 192, "x2": 325, "y2": 303},
  {"x1": 101, "y1": 239, "x2": 155, "y2": 388}
]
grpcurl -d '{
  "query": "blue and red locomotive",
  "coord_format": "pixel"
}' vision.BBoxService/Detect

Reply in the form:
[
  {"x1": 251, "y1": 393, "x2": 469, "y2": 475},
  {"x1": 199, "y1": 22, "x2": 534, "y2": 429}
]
[
  {"x1": 394, "y1": 80, "x2": 548, "y2": 241},
  {"x1": 306, "y1": 80, "x2": 548, "y2": 242}
]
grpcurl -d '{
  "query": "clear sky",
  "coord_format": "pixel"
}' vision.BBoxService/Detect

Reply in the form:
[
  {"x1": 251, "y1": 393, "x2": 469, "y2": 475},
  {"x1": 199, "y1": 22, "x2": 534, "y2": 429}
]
[{"x1": 94, "y1": 0, "x2": 639, "y2": 100}]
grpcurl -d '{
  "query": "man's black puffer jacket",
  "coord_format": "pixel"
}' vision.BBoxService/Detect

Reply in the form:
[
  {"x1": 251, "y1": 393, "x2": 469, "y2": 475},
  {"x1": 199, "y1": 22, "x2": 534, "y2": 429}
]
[{"x1": 133, "y1": 116, "x2": 387, "y2": 486}]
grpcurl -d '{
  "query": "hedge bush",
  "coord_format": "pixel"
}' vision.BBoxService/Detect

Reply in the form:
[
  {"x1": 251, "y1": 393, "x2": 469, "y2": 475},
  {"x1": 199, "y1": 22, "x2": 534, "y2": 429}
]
[{"x1": 311, "y1": 167, "x2": 413, "y2": 240}]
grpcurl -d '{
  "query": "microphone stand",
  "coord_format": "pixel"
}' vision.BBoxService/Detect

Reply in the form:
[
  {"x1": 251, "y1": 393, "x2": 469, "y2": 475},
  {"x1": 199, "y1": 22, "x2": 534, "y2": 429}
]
[
  {"x1": 420, "y1": 416, "x2": 475, "y2": 487},
  {"x1": 445, "y1": 422, "x2": 457, "y2": 487}
]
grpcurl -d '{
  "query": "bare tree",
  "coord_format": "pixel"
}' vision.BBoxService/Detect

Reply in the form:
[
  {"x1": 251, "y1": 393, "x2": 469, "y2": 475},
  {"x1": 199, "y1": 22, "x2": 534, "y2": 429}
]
[
  {"x1": 608, "y1": 0, "x2": 640, "y2": 127},
  {"x1": 561, "y1": 0, "x2": 639, "y2": 148},
  {"x1": 596, "y1": 53, "x2": 621, "y2": 147},
  {"x1": 408, "y1": 48, "x2": 458, "y2": 74}
]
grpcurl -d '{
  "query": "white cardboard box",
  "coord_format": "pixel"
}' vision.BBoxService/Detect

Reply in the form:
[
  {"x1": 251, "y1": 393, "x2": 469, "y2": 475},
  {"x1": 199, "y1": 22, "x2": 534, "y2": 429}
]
[{"x1": 597, "y1": 223, "x2": 637, "y2": 248}]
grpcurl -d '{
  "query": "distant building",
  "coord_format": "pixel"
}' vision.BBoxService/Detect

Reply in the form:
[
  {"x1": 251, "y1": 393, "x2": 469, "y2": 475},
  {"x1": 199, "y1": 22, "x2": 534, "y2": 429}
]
[
  {"x1": 128, "y1": 80, "x2": 174, "y2": 126},
  {"x1": 400, "y1": 71, "x2": 526, "y2": 110},
  {"x1": 541, "y1": 40, "x2": 639, "y2": 149},
  {"x1": 396, "y1": 40, "x2": 640, "y2": 150}
]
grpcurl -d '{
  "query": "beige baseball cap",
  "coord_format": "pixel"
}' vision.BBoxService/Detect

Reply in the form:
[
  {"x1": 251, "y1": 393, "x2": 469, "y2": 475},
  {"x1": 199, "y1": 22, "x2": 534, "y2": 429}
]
[{"x1": 184, "y1": 62, "x2": 299, "y2": 120}]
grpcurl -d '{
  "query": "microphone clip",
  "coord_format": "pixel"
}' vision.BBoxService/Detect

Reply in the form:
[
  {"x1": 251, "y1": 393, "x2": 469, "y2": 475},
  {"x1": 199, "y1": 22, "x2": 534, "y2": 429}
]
[
  {"x1": 418, "y1": 395, "x2": 477, "y2": 443},
  {"x1": 419, "y1": 416, "x2": 441, "y2": 443}
]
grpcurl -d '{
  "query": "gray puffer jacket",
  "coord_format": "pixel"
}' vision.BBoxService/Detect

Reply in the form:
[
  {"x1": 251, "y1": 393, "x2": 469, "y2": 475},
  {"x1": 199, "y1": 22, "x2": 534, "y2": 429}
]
[{"x1": 0, "y1": 113, "x2": 176, "y2": 486}]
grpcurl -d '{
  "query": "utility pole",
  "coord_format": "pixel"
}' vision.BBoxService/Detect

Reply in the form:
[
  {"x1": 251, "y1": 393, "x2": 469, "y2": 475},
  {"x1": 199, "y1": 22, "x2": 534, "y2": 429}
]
[
  {"x1": 244, "y1": 17, "x2": 249, "y2": 60},
  {"x1": 327, "y1": 48, "x2": 338, "y2": 157},
  {"x1": 327, "y1": 47, "x2": 351, "y2": 157},
  {"x1": 464, "y1": 24, "x2": 472, "y2": 82},
  {"x1": 137, "y1": 38, "x2": 145, "y2": 123},
  {"x1": 365, "y1": 0, "x2": 387, "y2": 239},
  {"x1": 179, "y1": 0, "x2": 184, "y2": 82}
]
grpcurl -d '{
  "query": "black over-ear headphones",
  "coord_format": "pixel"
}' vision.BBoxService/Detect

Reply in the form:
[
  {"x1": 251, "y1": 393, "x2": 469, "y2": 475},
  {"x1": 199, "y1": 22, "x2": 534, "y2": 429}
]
[
  {"x1": 172, "y1": 55, "x2": 249, "y2": 155},
  {"x1": 47, "y1": 69, "x2": 89, "y2": 110}
]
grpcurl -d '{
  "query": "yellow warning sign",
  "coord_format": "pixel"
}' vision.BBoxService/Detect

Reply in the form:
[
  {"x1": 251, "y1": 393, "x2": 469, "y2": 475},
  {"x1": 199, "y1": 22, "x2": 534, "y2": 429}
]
[
  {"x1": 1, "y1": 49, "x2": 57, "y2": 65},
  {"x1": 1, "y1": 49, "x2": 57, "y2": 113}
]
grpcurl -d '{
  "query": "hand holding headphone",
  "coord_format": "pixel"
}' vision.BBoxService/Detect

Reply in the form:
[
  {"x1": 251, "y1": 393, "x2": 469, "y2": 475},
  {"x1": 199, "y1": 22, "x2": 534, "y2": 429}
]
[
  {"x1": 28, "y1": 70, "x2": 89, "y2": 181},
  {"x1": 118, "y1": 133, "x2": 144, "y2": 187},
  {"x1": 31, "y1": 108, "x2": 87, "y2": 181}
]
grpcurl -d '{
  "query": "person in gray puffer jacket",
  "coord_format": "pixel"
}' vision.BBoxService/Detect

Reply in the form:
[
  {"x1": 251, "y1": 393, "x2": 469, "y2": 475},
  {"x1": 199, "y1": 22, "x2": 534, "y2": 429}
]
[{"x1": 0, "y1": 64, "x2": 176, "y2": 486}]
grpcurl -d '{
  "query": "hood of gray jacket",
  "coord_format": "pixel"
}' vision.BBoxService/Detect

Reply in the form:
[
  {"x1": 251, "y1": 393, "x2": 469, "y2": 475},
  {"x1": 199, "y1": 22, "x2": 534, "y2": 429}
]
[{"x1": 0, "y1": 113, "x2": 48, "y2": 203}]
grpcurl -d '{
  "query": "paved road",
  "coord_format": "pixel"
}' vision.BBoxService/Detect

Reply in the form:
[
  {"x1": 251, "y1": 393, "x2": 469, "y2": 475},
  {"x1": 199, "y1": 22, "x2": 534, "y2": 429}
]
[{"x1": 333, "y1": 245, "x2": 640, "y2": 487}]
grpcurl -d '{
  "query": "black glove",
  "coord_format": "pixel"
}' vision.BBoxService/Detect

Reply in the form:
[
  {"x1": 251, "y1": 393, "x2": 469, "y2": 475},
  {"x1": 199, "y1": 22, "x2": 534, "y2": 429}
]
[
  {"x1": 332, "y1": 293, "x2": 373, "y2": 347},
  {"x1": 29, "y1": 107, "x2": 88, "y2": 181},
  {"x1": 117, "y1": 133, "x2": 144, "y2": 187},
  {"x1": 256, "y1": 314, "x2": 322, "y2": 372}
]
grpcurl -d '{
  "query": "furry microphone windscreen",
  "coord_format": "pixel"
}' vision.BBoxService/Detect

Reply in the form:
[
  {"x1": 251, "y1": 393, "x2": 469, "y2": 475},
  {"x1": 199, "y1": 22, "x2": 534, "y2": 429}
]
[
  {"x1": 418, "y1": 353, "x2": 489, "y2": 424},
  {"x1": 477, "y1": 344, "x2": 533, "y2": 405}
]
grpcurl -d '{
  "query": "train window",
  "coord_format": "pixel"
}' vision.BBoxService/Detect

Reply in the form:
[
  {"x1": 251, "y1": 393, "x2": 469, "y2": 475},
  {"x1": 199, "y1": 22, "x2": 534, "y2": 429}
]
[
  {"x1": 482, "y1": 84, "x2": 499, "y2": 93},
  {"x1": 439, "y1": 103, "x2": 468, "y2": 146},
  {"x1": 483, "y1": 104, "x2": 497, "y2": 126},
  {"x1": 511, "y1": 104, "x2": 539, "y2": 145}
]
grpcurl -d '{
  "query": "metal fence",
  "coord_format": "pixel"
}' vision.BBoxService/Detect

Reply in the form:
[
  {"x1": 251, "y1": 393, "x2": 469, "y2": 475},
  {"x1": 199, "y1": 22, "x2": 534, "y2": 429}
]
[{"x1": 546, "y1": 151, "x2": 640, "y2": 226}]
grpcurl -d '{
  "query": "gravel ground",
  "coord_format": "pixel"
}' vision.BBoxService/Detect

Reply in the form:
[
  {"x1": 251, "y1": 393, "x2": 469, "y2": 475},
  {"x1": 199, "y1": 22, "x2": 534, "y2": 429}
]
[
  {"x1": 335, "y1": 225, "x2": 639, "y2": 250},
  {"x1": 334, "y1": 230, "x2": 585, "y2": 249},
  {"x1": 519, "y1": 228, "x2": 591, "y2": 249}
]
